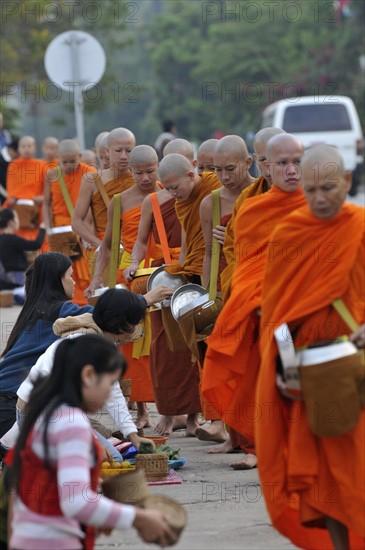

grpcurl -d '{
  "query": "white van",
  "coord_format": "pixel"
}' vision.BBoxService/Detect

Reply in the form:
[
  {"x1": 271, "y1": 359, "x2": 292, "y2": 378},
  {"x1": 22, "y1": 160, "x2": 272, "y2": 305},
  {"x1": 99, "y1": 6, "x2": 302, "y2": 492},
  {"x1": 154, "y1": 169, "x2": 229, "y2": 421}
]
[{"x1": 261, "y1": 96, "x2": 364, "y2": 194}]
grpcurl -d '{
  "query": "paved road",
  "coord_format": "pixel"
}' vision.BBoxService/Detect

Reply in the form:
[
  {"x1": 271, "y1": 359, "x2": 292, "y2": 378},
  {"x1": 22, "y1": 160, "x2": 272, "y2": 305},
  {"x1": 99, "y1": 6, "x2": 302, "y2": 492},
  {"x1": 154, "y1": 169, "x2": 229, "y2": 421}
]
[{"x1": 1, "y1": 189, "x2": 363, "y2": 549}]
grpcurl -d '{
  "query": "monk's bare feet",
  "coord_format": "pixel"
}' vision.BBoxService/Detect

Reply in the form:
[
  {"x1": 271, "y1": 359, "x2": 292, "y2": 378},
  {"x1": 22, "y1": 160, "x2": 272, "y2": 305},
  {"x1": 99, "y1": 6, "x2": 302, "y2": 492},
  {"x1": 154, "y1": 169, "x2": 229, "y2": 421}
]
[
  {"x1": 229, "y1": 454, "x2": 257, "y2": 470},
  {"x1": 207, "y1": 439, "x2": 239, "y2": 454},
  {"x1": 154, "y1": 415, "x2": 175, "y2": 435},
  {"x1": 185, "y1": 413, "x2": 200, "y2": 437},
  {"x1": 135, "y1": 402, "x2": 151, "y2": 429},
  {"x1": 172, "y1": 415, "x2": 188, "y2": 431},
  {"x1": 196, "y1": 420, "x2": 229, "y2": 443}
]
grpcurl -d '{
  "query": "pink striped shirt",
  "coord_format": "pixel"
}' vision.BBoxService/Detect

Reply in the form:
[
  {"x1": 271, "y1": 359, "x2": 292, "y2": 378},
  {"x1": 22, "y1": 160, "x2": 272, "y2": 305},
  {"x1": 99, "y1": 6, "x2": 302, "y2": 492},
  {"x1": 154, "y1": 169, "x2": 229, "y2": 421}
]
[{"x1": 10, "y1": 404, "x2": 136, "y2": 550}]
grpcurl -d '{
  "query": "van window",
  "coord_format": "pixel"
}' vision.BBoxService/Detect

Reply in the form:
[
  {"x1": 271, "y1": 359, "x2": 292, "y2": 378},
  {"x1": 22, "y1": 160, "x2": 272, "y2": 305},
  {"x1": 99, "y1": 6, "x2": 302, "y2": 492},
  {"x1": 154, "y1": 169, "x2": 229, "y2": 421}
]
[{"x1": 282, "y1": 104, "x2": 352, "y2": 132}]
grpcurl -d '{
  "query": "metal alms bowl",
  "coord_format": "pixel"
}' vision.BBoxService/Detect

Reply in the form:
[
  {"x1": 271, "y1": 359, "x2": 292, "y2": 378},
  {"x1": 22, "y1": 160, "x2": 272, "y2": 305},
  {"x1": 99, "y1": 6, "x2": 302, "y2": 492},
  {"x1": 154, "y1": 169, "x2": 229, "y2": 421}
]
[
  {"x1": 170, "y1": 283, "x2": 208, "y2": 321},
  {"x1": 147, "y1": 267, "x2": 188, "y2": 307}
]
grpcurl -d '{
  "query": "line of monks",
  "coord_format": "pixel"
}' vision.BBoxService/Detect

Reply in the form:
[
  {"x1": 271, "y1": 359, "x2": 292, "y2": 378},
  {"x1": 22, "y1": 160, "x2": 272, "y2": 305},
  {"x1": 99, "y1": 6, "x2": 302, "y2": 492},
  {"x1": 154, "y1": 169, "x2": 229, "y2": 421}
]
[{"x1": 3, "y1": 126, "x2": 364, "y2": 550}]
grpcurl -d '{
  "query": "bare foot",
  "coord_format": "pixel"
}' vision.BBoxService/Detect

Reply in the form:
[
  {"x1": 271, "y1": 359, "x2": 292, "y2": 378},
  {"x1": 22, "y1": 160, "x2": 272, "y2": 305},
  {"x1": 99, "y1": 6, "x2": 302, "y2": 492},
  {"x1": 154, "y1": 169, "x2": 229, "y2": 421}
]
[
  {"x1": 172, "y1": 415, "x2": 188, "y2": 431},
  {"x1": 185, "y1": 413, "x2": 200, "y2": 437},
  {"x1": 135, "y1": 402, "x2": 151, "y2": 429},
  {"x1": 207, "y1": 440, "x2": 240, "y2": 454},
  {"x1": 229, "y1": 454, "x2": 257, "y2": 470},
  {"x1": 196, "y1": 420, "x2": 229, "y2": 443},
  {"x1": 154, "y1": 415, "x2": 175, "y2": 435}
]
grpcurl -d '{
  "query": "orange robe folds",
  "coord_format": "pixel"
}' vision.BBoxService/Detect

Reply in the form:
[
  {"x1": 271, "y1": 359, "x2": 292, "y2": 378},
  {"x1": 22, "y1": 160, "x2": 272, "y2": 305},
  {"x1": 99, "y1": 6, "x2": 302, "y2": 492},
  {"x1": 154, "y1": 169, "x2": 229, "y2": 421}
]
[
  {"x1": 221, "y1": 176, "x2": 270, "y2": 300},
  {"x1": 118, "y1": 204, "x2": 158, "y2": 403},
  {"x1": 91, "y1": 172, "x2": 134, "y2": 241},
  {"x1": 202, "y1": 186, "x2": 306, "y2": 439},
  {"x1": 51, "y1": 162, "x2": 96, "y2": 305},
  {"x1": 149, "y1": 197, "x2": 201, "y2": 415},
  {"x1": 165, "y1": 172, "x2": 221, "y2": 277},
  {"x1": 256, "y1": 203, "x2": 365, "y2": 549},
  {"x1": 6, "y1": 157, "x2": 46, "y2": 240}
]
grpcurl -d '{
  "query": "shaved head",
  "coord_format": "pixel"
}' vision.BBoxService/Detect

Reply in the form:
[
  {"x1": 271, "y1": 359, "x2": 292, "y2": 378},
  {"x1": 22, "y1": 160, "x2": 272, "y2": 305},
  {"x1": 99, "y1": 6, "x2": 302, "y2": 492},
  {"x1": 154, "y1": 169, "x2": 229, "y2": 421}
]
[
  {"x1": 254, "y1": 127, "x2": 285, "y2": 150},
  {"x1": 19, "y1": 135, "x2": 35, "y2": 146},
  {"x1": 265, "y1": 134, "x2": 303, "y2": 192},
  {"x1": 266, "y1": 133, "x2": 303, "y2": 161},
  {"x1": 197, "y1": 139, "x2": 218, "y2": 173},
  {"x1": 43, "y1": 136, "x2": 59, "y2": 147},
  {"x1": 163, "y1": 139, "x2": 195, "y2": 162},
  {"x1": 254, "y1": 127, "x2": 286, "y2": 181},
  {"x1": 198, "y1": 139, "x2": 218, "y2": 155},
  {"x1": 94, "y1": 131, "x2": 109, "y2": 150},
  {"x1": 130, "y1": 145, "x2": 158, "y2": 166},
  {"x1": 99, "y1": 134, "x2": 109, "y2": 150},
  {"x1": 159, "y1": 153, "x2": 192, "y2": 180},
  {"x1": 301, "y1": 144, "x2": 344, "y2": 174},
  {"x1": 107, "y1": 127, "x2": 136, "y2": 147},
  {"x1": 215, "y1": 135, "x2": 249, "y2": 158},
  {"x1": 158, "y1": 154, "x2": 196, "y2": 201},
  {"x1": 81, "y1": 149, "x2": 98, "y2": 167},
  {"x1": 18, "y1": 135, "x2": 36, "y2": 158},
  {"x1": 301, "y1": 145, "x2": 350, "y2": 219},
  {"x1": 59, "y1": 139, "x2": 80, "y2": 155}
]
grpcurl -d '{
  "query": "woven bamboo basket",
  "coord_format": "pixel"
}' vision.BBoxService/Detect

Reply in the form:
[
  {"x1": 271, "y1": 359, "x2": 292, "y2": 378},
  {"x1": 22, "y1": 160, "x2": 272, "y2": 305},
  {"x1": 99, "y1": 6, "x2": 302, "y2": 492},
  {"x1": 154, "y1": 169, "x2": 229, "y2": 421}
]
[
  {"x1": 143, "y1": 495, "x2": 187, "y2": 538},
  {"x1": 135, "y1": 453, "x2": 169, "y2": 481}
]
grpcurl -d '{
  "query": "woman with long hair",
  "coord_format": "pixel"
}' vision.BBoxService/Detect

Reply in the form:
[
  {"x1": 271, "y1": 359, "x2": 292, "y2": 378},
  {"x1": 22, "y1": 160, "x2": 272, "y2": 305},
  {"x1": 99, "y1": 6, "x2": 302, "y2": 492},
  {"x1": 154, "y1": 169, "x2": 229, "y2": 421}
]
[
  {"x1": 9, "y1": 334, "x2": 176, "y2": 549},
  {"x1": 0, "y1": 252, "x2": 93, "y2": 437}
]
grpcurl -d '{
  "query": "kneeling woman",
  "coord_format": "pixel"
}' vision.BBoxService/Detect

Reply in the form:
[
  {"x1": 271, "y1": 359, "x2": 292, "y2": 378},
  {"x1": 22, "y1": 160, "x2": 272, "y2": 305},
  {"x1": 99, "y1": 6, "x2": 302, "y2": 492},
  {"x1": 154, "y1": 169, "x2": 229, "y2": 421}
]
[{"x1": 8, "y1": 334, "x2": 176, "y2": 549}]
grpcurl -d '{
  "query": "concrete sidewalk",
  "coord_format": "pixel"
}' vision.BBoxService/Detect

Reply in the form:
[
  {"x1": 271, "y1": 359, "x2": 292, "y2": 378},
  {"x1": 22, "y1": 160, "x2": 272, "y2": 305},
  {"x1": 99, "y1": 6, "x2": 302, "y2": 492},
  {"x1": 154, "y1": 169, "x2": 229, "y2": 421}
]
[{"x1": 0, "y1": 307, "x2": 295, "y2": 550}]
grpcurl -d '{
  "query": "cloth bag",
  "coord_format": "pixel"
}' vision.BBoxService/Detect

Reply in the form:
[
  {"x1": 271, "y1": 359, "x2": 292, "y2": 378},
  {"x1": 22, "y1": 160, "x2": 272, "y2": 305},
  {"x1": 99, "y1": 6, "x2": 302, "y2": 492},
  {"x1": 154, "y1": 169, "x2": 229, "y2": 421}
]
[{"x1": 275, "y1": 299, "x2": 364, "y2": 438}]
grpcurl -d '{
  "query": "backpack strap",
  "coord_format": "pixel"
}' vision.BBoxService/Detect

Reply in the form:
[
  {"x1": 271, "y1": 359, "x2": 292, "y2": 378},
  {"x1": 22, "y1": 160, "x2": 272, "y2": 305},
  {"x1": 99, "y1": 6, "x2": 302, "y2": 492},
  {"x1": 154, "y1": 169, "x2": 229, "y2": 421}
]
[
  {"x1": 208, "y1": 189, "x2": 221, "y2": 301},
  {"x1": 56, "y1": 166, "x2": 74, "y2": 217},
  {"x1": 332, "y1": 298, "x2": 359, "y2": 331},
  {"x1": 149, "y1": 192, "x2": 172, "y2": 264},
  {"x1": 108, "y1": 193, "x2": 122, "y2": 288},
  {"x1": 93, "y1": 173, "x2": 110, "y2": 208}
]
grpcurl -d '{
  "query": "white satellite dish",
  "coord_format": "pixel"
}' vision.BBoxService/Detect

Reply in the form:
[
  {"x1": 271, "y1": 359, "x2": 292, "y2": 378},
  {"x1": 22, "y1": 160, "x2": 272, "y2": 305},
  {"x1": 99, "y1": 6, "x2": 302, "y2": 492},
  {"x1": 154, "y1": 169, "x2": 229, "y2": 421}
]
[{"x1": 44, "y1": 31, "x2": 106, "y2": 148}]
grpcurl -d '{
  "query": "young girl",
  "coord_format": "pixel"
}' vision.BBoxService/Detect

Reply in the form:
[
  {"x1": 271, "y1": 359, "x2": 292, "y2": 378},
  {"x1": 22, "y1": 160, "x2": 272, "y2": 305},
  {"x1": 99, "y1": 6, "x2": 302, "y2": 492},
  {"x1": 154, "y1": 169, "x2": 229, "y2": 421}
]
[
  {"x1": 0, "y1": 252, "x2": 93, "y2": 437},
  {"x1": 9, "y1": 334, "x2": 176, "y2": 549}
]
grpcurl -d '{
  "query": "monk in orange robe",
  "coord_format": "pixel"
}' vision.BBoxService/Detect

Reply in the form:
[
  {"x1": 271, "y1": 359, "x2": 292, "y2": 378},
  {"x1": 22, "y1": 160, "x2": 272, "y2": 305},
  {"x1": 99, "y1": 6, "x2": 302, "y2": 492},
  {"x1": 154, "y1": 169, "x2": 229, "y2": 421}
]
[
  {"x1": 43, "y1": 139, "x2": 96, "y2": 306},
  {"x1": 202, "y1": 134, "x2": 306, "y2": 469},
  {"x1": 221, "y1": 128, "x2": 286, "y2": 301},
  {"x1": 6, "y1": 136, "x2": 45, "y2": 240},
  {"x1": 41, "y1": 136, "x2": 59, "y2": 171},
  {"x1": 256, "y1": 145, "x2": 365, "y2": 550},
  {"x1": 158, "y1": 153, "x2": 221, "y2": 434},
  {"x1": 124, "y1": 147, "x2": 201, "y2": 437},
  {"x1": 90, "y1": 145, "x2": 171, "y2": 428},
  {"x1": 72, "y1": 127, "x2": 135, "y2": 279},
  {"x1": 198, "y1": 135, "x2": 255, "y2": 443},
  {"x1": 208, "y1": 128, "x2": 286, "y2": 455}
]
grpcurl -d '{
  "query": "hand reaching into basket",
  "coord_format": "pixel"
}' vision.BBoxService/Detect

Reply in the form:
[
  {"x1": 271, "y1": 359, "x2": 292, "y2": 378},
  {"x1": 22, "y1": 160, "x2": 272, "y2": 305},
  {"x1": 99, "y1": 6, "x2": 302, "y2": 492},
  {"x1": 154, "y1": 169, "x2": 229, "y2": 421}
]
[{"x1": 144, "y1": 286, "x2": 174, "y2": 306}]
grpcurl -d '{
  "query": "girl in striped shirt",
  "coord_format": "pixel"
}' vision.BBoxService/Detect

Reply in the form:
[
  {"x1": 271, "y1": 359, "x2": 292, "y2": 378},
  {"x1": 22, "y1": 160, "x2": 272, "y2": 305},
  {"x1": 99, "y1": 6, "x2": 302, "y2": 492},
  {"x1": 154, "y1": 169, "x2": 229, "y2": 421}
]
[{"x1": 8, "y1": 334, "x2": 176, "y2": 549}]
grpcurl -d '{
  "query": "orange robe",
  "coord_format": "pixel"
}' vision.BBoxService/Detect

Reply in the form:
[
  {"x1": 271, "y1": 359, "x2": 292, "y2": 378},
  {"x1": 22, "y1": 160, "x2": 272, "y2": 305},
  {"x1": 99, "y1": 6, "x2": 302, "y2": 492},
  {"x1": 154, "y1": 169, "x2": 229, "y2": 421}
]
[
  {"x1": 90, "y1": 172, "x2": 134, "y2": 241},
  {"x1": 165, "y1": 172, "x2": 221, "y2": 277},
  {"x1": 118, "y1": 204, "x2": 159, "y2": 403},
  {"x1": 51, "y1": 162, "x2": 96, "y2": 306},
  {"x1": 6, "y1": 157, "x2": 46, "y2": 240},
  {"x1": 221, "y1": 176, "x2": 270, "y2": 300},
  {"x1": 256, "y1": 203, "x2": 365, "y2": 549},
  {"x1": 149, "y1": 197, "x2": 201, "y2": 415},
  {"x1": 202, "y1": 186, "x2": 306, "y2": 439}
]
